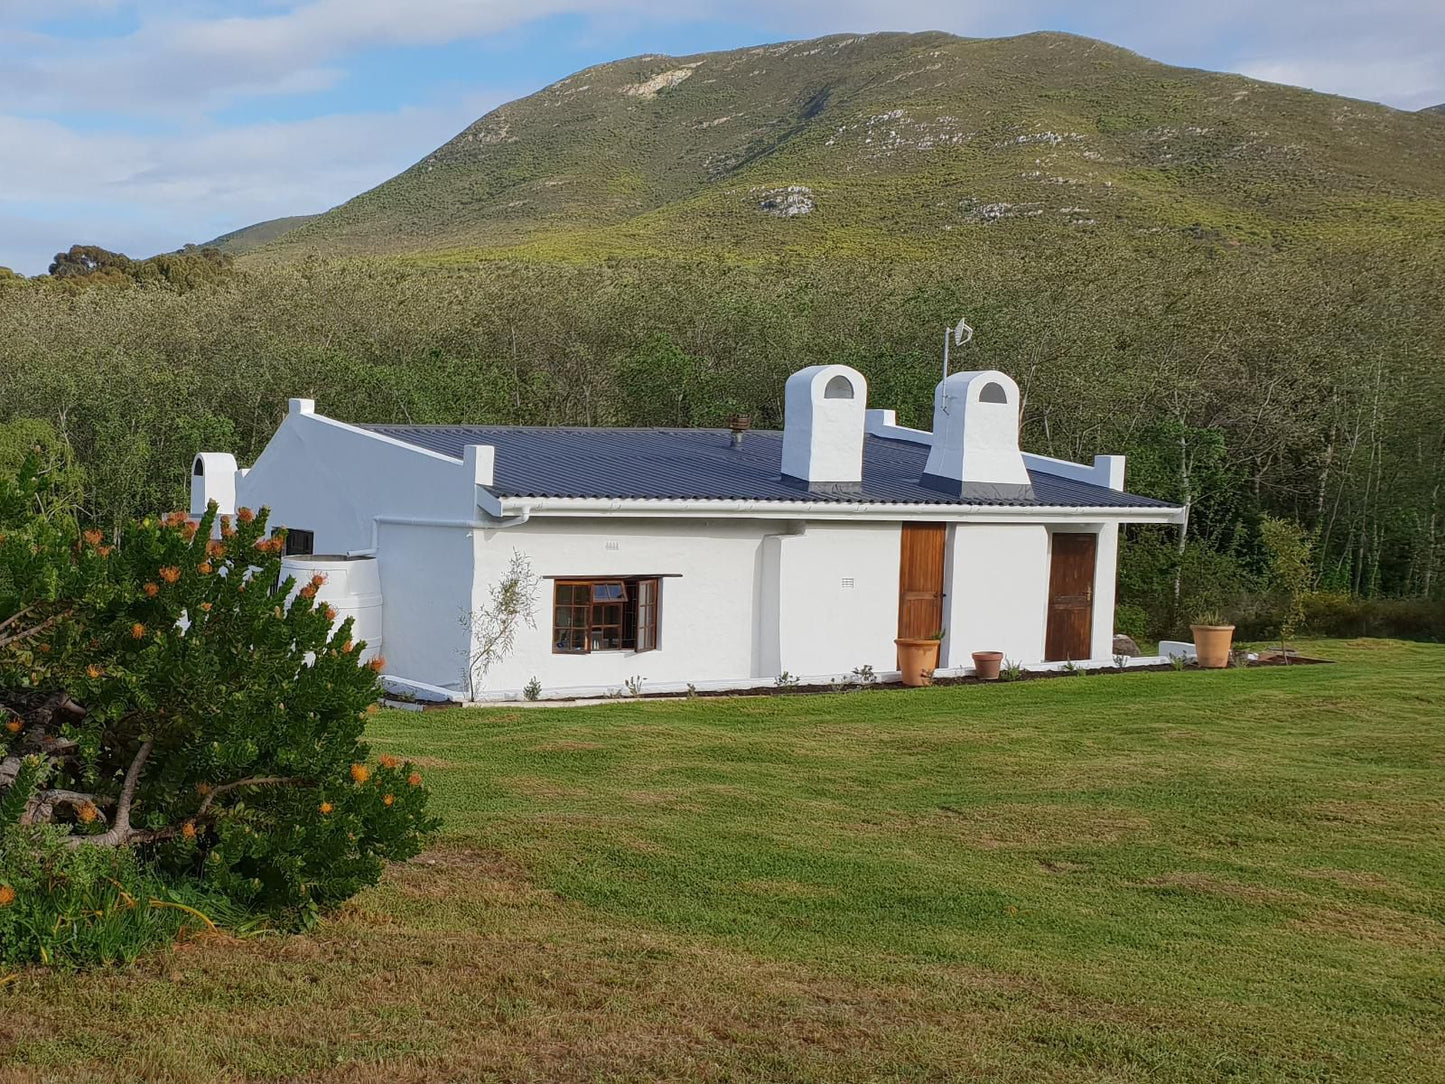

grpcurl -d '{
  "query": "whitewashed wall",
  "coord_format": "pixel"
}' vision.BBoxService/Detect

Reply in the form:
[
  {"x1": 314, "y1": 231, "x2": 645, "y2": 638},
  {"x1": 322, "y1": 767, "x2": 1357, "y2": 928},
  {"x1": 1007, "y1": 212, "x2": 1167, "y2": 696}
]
[
  {"x1": 765, "y1": 522, "x2": 901, "y2": 678},
  {"x1": 944, "y1": 524, "x2": 1051, "y2": 665},
  {"x1": 474, "y1": 517, "x2": 780, "y2": 694},
  {"x1": 235, "y1": 403, "x2": 476, "y2": 555}
]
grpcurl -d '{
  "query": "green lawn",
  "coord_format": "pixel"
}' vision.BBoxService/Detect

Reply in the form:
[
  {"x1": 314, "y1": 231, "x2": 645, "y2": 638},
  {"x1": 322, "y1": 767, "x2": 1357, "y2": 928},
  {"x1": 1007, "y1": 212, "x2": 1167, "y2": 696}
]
[{"x1": 3, "y1": 639, "x2": 1442, "y2": 1083}]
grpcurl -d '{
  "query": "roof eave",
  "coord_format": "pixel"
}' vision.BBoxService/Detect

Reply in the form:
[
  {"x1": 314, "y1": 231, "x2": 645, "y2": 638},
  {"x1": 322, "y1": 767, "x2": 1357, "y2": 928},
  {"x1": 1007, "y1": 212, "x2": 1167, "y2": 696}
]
[{"x1": 485, "y1": 495, "x2": 1185, "y2": 524}]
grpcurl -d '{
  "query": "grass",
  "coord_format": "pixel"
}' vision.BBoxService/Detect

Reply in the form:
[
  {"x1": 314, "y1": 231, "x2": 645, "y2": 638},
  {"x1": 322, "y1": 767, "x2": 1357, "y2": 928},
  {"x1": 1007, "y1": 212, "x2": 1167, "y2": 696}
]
[{"x1": 2, "y1": 638, "x2": 1442, "y2": 1082}]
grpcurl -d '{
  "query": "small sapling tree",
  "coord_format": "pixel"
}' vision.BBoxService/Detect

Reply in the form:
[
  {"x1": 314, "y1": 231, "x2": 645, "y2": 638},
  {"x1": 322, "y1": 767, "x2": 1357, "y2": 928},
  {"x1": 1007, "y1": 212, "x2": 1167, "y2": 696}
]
[
  {"x1": 460, "y1": 550, "x2": 540, "y2": 701},
  {"x1": 1259, "y1": 514, "x2": 1314, "y2": 661}
]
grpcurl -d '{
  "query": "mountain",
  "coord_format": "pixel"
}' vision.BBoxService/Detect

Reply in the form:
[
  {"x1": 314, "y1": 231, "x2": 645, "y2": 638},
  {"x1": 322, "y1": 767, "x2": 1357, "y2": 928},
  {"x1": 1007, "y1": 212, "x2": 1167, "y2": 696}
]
[
  {"x1": 1422, "y1": 103, "x2": 1445, "y2": 115},
  {"x1": 203, "y1": 214, "x2": 322, "y2": 255},
  {"x1": 252, "y1": 31, "x2": 1445, "y2": 264}
]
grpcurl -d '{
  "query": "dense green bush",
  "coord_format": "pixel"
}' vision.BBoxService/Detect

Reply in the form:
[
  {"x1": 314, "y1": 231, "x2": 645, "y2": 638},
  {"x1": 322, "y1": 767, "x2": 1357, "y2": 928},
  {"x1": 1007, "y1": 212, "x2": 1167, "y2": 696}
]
[
  {"x1": 1299, "y1": 593, "x2": 1445, "y2": 642},
  {"x1": 1113, "y1": 604, "x2": 1150, "y2": 643},
  {"x1": 0, "y1": 457, "x2": 439, "y2": 959}
]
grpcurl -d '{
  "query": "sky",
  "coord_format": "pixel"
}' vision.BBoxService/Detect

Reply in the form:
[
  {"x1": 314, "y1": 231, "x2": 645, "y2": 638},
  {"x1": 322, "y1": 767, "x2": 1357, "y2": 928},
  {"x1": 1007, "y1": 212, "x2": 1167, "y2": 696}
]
[{"x1": 1, "y1": 1, "x2": 1442, "y2": 274}]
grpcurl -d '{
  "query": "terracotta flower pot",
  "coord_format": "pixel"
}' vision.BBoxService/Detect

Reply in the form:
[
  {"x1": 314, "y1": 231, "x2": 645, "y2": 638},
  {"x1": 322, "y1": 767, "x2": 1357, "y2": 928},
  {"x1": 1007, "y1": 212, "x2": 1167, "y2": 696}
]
[
  {"x1": 895, "y1": 638, "x2": 942, "y2": 687},
  {"x1": 1190, "y1": 624, "x2": 1236, "y2": 669},
  {"x1": 971, "y1": 650, "x2": 1004, "y2": 681}
]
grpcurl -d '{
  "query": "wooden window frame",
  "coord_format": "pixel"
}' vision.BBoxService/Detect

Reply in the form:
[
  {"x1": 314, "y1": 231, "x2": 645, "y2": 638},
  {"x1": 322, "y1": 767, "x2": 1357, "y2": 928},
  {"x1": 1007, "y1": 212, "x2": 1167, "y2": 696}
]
[{"x1": 552, "y1": 577, "x2": 661, "y2": 655}]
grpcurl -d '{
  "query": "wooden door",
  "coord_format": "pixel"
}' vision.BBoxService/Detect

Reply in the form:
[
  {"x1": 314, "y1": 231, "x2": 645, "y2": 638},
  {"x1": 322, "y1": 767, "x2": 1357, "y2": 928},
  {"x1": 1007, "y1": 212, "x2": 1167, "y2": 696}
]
[
  {"x1": 1045, "y1": 533, "x2": 1096, "y2": 661},
  {"x1": 898, "y1": 524, "x2": 946, "y2": 639}
]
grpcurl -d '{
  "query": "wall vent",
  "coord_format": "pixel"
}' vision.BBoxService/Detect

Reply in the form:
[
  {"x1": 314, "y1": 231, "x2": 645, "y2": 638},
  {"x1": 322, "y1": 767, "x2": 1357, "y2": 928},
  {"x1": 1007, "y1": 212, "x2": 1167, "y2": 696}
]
[{"x1": 840, "y1": 576, "x2": 856, "y2": 589}]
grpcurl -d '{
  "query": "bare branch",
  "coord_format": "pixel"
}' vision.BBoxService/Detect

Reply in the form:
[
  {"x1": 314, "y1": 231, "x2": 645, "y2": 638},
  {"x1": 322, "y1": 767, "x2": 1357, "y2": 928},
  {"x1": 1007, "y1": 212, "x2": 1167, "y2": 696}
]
[
  {"x1": 0, "y1": 604, "x2": 40, "y2": 637},
  {"x1": 73, "y1": 739, "x2": 152, "y2": 848},
  {"x1": 197, "y1": 776, "x2": 308, "y2": 816},
  {"x1": 0, "y1": 609, "x2": 72, "y2": 651}
]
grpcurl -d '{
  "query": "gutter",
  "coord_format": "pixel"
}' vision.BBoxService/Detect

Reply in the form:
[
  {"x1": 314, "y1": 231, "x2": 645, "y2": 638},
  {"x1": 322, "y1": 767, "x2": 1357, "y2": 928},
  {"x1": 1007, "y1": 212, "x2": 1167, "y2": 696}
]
[
  {"x1": 344, "y1": 506, "x2": 536, "y2": 556},
  {"x1": 484, "y1": 496, "x2": 1185, "y2": 525}
]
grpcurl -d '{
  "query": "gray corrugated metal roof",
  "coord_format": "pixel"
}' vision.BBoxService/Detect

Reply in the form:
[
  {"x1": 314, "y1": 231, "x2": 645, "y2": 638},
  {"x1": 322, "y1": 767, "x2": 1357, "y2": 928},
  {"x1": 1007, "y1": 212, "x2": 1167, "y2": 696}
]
[{"x1": 359, "y1": 424, "x2": 1178, "y2": 510}]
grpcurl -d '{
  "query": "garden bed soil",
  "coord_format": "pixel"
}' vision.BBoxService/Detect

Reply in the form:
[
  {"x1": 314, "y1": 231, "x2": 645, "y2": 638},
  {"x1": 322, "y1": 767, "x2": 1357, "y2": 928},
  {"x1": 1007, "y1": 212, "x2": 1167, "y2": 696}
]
[
  {"x1": 628, "y1": 654, "x2": 1333, "y2": 701},
  {"x1": 435, "y1": 652, "x2": 1335, "y2": 708}
]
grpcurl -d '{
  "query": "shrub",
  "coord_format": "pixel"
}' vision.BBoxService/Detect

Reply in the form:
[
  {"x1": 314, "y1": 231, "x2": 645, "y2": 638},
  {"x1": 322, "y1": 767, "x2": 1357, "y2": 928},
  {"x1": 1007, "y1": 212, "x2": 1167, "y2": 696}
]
[
  {"x1": 0, "y1": 456, "x2": 439, "y2": 953},
  {"x1": 1300, "y1": 592, "x2": 1445, "y2": 641},
  {"x1": 1113, "y1": 603, "x2": 1149, "y2": 642},
  {"x1": 0, "y1": 823, "x2": 230, "y2": 968}
]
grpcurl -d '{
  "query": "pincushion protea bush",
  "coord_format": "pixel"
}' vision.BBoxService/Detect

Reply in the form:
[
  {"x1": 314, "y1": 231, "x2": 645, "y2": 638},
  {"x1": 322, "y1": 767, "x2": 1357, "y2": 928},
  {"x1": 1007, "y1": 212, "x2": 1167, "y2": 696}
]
[{"x1": 0, "y1": 455, "x2": 438, "y2": 962}]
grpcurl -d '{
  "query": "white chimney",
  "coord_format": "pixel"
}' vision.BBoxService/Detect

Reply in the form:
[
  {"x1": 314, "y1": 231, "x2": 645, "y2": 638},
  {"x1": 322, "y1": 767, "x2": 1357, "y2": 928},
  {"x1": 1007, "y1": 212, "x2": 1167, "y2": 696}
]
[
  {"x1": 921, "y1": 370, "x2": 1032, "y2": 499},
  {"x1": 780, "y1": 364, "x2": 867, "y2": 492},
  {"x1": 189, "y1": 452, "x2": 239, "y2": 516}
]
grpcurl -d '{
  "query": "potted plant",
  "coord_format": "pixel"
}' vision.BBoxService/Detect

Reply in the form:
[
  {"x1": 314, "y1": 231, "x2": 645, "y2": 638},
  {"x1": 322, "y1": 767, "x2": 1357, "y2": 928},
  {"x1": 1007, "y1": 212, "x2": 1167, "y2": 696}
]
[
  {"x1": 1190, "y1": 609, "x2": 1235, "y2": 669},
  {"x1": 896, "y1": 629, "x2": 944, "y2": 687},
  {"x1": 971, "y1": 650, "x2": 1004, "y2": 681}
]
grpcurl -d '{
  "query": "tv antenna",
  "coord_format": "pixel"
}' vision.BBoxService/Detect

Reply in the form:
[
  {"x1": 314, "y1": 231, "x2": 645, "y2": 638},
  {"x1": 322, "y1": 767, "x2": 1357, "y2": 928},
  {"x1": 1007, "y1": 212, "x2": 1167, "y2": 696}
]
[{"x1": 941, "y1": 316, "x2": 973, "y2": 410}]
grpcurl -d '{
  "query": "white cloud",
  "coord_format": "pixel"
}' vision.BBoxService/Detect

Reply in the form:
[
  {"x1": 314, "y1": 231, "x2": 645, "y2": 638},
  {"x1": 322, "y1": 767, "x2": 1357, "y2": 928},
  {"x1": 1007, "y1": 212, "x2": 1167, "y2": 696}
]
[{"x1": 0, "y1": 99, "x2": 500, "y2": 271}]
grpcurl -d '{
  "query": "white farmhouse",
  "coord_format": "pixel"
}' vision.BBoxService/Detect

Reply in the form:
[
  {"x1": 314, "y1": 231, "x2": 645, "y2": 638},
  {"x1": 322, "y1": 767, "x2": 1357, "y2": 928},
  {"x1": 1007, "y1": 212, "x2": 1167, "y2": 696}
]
[{"x1": 190, "y1": 365, "x2": 1182, "y2": 700}]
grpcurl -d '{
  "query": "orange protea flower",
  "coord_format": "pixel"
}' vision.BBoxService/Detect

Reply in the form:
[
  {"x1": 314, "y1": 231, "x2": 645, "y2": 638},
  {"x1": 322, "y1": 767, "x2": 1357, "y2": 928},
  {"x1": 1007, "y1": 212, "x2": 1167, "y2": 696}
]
[
  {"x1": 309, "y1": 573, "x2": 327, "y2": 588},
  {"x1": 83, "y1": 529, "x2": 104, "y2": 546},
  {"x1": 298, "y1": 584, "x2": 317, "y2": 600},
  {"x1": 78, "y1": 803, "x2": 99, "y2": 824},
  {"x1": 196, "y1": 782, "x2": 212, "y2": 796},
  {"x1": 349, "y1": 764, "x2": 370, "y2": 785},
  {"x1": 383, "y1": 793, "x2": 394, "y2": 807},
  {"x1": 143, "y1": 581, "x2": 159, "y2": 597},
  {"x1": 197, "y1": 561, "x2": 213, "y2": 575},
  {"x1": 319, "y1": 801, "x2": 334, "y2": 815},
  {"x1": 341, "y1": 640, "x2": 353, "y2": 654},
  {"x1": 379, "y1": 754, "x2": 400, "y2": 770},
  {"x1": 0, "y1": 884, "x2": 15, "y2": 908},
  {"x1": 367, "y1": 656, "x2": 387, "y2": 673},
  {"x1": 323, "y1": 606, "x2": 337, "y2": 622},
  {"x1": 199, "y1": 602, "x2": 212, "y2": 613},
  {"x1": 237, "y1": 507, "x2": 255, "y2": 524},
  {"x1": 160, "y1": 565, "x2": 181, "y2": 584},
  {"x1": 408, "y1": 772, "x2": 423, "y2": 787},
  {"x1": 96, "y1": 545, "x2": 113, "y2": 558},
  {"x1": 130, "y1": 622, "x2": 146, "y2": 640},
  {"x1": 86, "y1": 664, "x2": 104, "y2": 680},
  {"x1": 221, "y1": 525, "x2": 236, "y2": 540},
  {"x1": 4, "y1": 719, "x2": 21, "y2": 735},
  {"x1": 180, "y1": 521, "x2": 198, "y2": 541},
  {"x1": 181, "y1": 821, "x2": 197, "y2": 840},
  {"x1": 206, "y1": 539, "x2": 226, "y2": 558},
  {"x1": 163, "y1": 511, "x2": 188, "y2": 528}
]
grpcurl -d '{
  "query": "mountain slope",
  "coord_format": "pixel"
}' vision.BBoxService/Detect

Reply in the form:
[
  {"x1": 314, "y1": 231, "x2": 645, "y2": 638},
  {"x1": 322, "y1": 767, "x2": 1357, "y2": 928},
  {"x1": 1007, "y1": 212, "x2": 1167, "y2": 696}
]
[
  {"x1": 257, "y1": 31, "x2": 1445, "y2": 262},
  {"x1": 205, "y1": 214, "x2": 322, "y2": 255}
]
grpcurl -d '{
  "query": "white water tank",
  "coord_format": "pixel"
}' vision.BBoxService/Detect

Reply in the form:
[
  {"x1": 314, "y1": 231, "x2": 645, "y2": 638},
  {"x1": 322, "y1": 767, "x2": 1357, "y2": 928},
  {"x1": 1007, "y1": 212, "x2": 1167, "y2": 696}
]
[{"x1": 280, "y1": 555, "x2": 384, "y2": 663}]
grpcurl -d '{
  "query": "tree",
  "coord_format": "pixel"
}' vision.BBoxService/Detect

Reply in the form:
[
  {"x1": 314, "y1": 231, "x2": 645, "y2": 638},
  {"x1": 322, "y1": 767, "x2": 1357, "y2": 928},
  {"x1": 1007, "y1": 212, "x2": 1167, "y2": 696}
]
[
  {"x1": 460, "y1": 550, "x2": 539, "y2": 701},
  {"x1": 0, "y1": 458, "x2": 438, "y2": 930},
  {"x1": 1259, "y1": 514, "x2": 1314, "y2": 660}
]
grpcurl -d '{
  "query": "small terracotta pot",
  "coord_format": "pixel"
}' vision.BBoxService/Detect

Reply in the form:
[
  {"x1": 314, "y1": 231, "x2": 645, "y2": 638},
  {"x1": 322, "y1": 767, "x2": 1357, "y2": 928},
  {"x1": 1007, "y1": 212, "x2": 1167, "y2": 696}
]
[
  {"x1": 895, "y1": 638, "x2": 942, "y2": 687},
  {"x1": 1190, "y1": 624, "x2": 1236, "y2": 669},
  {"x1": 971, "y1": 650, "x2": 1004, "y2": 681}
]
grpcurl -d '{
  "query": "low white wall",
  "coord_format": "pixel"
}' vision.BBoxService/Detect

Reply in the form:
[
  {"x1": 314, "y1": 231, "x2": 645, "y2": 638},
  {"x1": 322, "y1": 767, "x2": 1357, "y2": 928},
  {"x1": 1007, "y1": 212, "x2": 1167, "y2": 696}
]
[{"x1": 944, "y1": 524, "x2": 1051, "y2": 665}]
